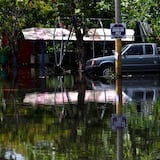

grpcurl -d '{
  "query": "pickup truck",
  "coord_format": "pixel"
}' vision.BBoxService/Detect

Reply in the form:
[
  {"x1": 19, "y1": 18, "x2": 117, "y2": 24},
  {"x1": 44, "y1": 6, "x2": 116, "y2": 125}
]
[{"x1": 85, "y1": 43, "x2": 160, "y2": 77}]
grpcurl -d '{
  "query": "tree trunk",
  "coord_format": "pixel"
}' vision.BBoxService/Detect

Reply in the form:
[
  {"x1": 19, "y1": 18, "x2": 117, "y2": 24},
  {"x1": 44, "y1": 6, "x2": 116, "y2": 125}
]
[
  {"x1": 76, "y1": 32, "x2": 86, "y2": 78},
  {"x1": 70, "y1": 2, "x2": 86, "y2": 77}
]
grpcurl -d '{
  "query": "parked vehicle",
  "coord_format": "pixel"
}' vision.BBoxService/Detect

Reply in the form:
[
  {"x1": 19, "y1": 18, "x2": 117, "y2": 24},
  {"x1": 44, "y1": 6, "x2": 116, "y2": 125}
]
[{"x1": 85, "y1": 43, "x2": 160, "y2": 77}]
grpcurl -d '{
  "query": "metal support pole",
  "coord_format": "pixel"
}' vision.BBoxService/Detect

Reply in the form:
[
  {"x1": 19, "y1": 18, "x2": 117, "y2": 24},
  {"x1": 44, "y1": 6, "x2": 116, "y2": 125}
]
[{"x1": 115, "y1": 0, "x2": 121, "y2": 24}]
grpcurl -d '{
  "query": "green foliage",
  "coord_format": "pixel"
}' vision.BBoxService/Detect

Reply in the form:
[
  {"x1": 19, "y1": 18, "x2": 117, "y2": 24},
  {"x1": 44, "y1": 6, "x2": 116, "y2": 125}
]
[
  {"x1": 24, "y1": 0, "x2": 58, "y2": 27},
  {"x1": 122, "y1": 0, "x2": 156, "y2": 27},
  {"x1": 53, "y1": 0, "x2": 114, "y2": 29},
  {"x1": 121, "y1": 0, "x2": 160, "y2": 43},
  {"x1": 0, "y1": 46, "x2": 11, "y2": 55},
  {"x1": 0, "y1": 0, "x2": 160, "y2": 62},
  {"x1": 0, "y1": 0, "x2": 159, "y2": 40},
  {"x1": 122, "y1": 100, "x2": 160, "y2": 159}
]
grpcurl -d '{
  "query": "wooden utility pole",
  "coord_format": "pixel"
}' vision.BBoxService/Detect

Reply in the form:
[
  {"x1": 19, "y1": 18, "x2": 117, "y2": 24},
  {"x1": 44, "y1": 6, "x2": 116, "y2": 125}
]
[
  {"x1": 115, "y1": 0, "x2": 122, "y2": 115},
  {"x1": 115, "y1": 0, "x2": 123, "y2": 160}
]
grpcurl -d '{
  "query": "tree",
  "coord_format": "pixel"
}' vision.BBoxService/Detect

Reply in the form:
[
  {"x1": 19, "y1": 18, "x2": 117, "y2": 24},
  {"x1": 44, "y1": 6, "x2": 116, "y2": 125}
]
[
  {"x1": 0, "y1": 0, "x2": 57, "y2": 65},
  {"x1": 121, "y1": 0, "x2": 160, "y2": 43},
  {"x1": 0, "y1": 0, "x2": 114, "y2": 71},
  {"x1": 52, "y1": 0, "x2": 114, "y2": 73},
  {"x1": 24, "y1": 0, "x2": 57, "y2": 27},
  {"x1": 0, "y1": 0, "x2": 24, "y2": 62}
]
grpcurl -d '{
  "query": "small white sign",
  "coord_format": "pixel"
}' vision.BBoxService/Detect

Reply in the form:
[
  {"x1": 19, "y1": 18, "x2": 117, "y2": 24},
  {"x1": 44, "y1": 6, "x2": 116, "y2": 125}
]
[
  {"x1": 110, "y1": 23, "x2": 126, "y2": 39},
  {"x1": 112, "y1": 114, "x2": 128, "y2": 130}
]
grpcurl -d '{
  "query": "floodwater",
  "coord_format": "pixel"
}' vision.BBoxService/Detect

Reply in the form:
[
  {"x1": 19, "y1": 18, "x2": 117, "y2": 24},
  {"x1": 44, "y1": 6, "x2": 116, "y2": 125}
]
[{"x1": 0, "y1": 66, "x2": 160, "y2": 160}]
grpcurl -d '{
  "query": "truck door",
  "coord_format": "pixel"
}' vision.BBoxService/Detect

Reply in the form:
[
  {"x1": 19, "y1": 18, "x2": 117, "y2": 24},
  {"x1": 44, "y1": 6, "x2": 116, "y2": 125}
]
[
  {"x1": 142, "y1": 44, "x2": 160, "y2": 71},
  {"x1": 122, "y1": 44, "x2": 144, "y2": 72}
]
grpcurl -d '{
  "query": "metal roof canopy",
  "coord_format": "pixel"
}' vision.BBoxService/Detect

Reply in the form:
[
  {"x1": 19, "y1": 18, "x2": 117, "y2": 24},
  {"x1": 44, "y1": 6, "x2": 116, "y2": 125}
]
[
  {"x1": 22, "y1": 27, "x2": 135, "y2": 42},
  {"x1": 84, "y1": 28, "x2": 134, "y2": 41}
]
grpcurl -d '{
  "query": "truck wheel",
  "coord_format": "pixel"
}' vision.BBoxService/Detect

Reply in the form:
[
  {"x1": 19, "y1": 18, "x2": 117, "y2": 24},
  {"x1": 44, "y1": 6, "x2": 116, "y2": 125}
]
[{"x1": 102, "y1": 66, "x2": 114, "y2": 78}]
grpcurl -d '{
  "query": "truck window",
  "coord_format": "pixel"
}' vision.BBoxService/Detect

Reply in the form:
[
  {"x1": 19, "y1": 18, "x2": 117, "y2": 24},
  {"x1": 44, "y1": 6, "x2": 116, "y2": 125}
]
[
  {"x1": 121, "y1": 44, "x2": 129, "y2": 53},
  {"x1": 145, "y1": 45, "x2": 153, "y2": 55},
  {"x1": 126, "y1": 45, "x2": 143, "y2": 55}
]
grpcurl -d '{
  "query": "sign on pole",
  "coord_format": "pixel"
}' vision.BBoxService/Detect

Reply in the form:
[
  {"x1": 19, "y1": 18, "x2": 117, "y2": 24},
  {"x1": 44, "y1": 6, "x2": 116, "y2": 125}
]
[
  {"x1": 110, "y1": 23, "x2": 126, "y2": 39},
  {"x1": 112, "y1": 114, "x2": 128, "y2": 130}
]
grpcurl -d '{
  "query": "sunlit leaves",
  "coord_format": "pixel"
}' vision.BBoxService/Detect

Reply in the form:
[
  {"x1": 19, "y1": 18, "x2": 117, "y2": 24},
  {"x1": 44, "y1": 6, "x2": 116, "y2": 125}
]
[
  {"x1": 121, "y1": 0, "x2": 160, "y2": 43},
  {"x1": 96, "y1": 1, "x2": 111, "y2": 11}
]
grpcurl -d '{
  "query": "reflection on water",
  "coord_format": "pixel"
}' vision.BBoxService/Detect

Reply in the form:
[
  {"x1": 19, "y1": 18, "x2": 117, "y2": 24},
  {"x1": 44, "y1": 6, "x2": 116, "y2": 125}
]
[
  {"x1": 87, "y1": 74, "x2": 160, "y2": 114},
  {"x1": 0, "y1": 66, "x2": 160, "y2": 159}
]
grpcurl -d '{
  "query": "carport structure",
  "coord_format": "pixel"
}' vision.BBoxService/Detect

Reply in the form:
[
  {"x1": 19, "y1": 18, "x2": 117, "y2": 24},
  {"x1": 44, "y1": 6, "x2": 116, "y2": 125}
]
[{"x1": 21, "y1": 26, "x2": 134, "y2": 67}]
